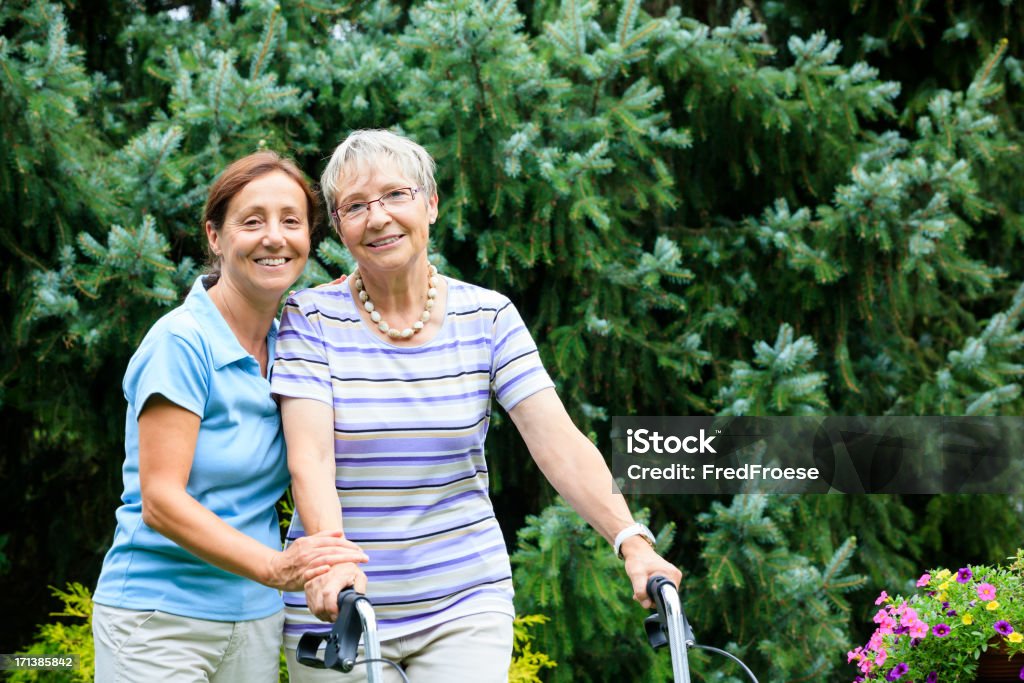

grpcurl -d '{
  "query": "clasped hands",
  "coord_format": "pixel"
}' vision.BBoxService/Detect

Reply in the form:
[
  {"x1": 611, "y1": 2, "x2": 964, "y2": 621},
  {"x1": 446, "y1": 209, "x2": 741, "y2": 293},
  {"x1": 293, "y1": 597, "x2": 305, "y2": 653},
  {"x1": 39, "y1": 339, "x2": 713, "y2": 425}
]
[{"x1": 271, "y1": 530, "x2": 368, "y2": 621}]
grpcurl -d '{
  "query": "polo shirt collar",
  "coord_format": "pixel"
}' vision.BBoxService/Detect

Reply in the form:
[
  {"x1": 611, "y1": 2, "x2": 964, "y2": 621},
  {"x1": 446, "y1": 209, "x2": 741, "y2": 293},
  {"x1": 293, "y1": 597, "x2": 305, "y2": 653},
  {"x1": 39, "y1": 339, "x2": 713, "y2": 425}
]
[{"x1": 184, "y1": 276, "x2": 279, "y2": 370}]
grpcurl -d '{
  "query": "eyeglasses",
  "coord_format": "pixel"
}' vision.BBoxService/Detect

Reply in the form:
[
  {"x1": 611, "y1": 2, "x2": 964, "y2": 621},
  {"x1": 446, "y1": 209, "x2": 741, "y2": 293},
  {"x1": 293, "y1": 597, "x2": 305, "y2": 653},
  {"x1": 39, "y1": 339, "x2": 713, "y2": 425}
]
[{"x1": 332, "y1": 187, "x2": 424, "y2": 225}]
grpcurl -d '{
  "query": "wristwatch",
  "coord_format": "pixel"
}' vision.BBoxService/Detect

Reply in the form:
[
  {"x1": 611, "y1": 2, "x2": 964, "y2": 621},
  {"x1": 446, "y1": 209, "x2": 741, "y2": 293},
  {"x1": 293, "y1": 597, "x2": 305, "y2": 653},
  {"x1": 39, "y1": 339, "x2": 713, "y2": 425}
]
[{"x1": 613, "y1": 523, "x2": 656, "y2": 559}]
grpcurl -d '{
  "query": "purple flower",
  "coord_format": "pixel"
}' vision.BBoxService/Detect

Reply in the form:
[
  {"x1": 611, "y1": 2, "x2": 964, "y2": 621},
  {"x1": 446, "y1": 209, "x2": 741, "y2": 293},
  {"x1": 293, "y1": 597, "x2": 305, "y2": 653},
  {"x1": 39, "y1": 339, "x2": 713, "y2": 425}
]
[
  {"x1": 1019, "y1": 664, "x2": 1024, "y2": 680},
  {"x1": 957, "y1": 567, "x2": 973, "y2": 583},
  {"x1": 887, "y1": 662, "x2": 910, "y2": 680},
  {"x1": 926, "y1": 672, "x2": 938, "y2": 683},
  {"x1": 933, "y1": 623, "x2": 951, "y2": 637},
  {"x1": 995, "y1": 620, "x2": 1014, "y2": 636},
  {"x1": 946, "y1": 609, "x2": 957, "y2": 617}
]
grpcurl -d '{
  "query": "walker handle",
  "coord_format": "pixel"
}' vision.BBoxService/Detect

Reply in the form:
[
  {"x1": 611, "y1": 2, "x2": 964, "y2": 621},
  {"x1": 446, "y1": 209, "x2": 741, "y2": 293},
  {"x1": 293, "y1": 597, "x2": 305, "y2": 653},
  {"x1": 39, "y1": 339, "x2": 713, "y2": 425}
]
[
  {"x1": 645, "y1": 575, "x2": 694, "y2": 683},
  {"x1": 296, "y1": 589, "x2": 365, "y2": 672}
]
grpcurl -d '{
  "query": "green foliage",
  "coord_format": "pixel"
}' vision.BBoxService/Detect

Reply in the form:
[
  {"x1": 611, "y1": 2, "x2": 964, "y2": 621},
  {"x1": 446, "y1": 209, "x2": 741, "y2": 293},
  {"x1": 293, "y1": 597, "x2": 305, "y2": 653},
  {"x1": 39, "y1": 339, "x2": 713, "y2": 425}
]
[
  {"x1": 9, "y1": 583, "x2": 93, "y2": 683},
  {"x1": 687, "y1": 495, "x2": 866, "y2": 682},
  {"x1": 718, "y1": 323, "x2": 830, "y2": 415},
  {"x1": 509, "y1": 615, "x2": 558, "y2": 683},
  {"x1": 511, "y1": 499, "x2": 674, "y2": 682},
  {"x1": 4, "y1": 1, "x2": 1024, "y2": 679}
]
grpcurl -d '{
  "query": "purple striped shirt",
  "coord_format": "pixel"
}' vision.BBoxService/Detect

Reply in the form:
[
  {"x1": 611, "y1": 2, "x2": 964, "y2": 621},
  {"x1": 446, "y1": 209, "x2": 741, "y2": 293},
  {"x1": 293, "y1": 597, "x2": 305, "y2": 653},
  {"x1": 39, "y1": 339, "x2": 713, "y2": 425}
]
[{"x1": 271, "y1": 276, "x2": 554, "y2": 644}]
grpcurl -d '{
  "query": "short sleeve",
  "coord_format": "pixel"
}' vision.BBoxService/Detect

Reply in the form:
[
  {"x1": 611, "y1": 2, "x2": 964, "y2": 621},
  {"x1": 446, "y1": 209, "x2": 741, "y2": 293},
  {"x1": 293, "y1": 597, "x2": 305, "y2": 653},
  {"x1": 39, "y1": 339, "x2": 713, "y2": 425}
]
[
  {"x1": 490, "y1": 300, "x2": 555, "y2": 411},
  {"x1": 124, "y1": 331, "x2": 209, "y2": 419},
  {"x1": 271, "y1": 294, "x2": 334, "y2": 406}
]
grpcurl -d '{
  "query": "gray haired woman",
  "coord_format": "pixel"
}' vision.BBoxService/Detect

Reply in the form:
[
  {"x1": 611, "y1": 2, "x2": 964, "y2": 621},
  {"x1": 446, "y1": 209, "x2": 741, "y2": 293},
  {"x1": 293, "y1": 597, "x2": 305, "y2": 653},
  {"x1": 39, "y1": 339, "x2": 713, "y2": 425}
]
[{"x1": 272, "y1": 130, "x2": 682, "y2": 682}]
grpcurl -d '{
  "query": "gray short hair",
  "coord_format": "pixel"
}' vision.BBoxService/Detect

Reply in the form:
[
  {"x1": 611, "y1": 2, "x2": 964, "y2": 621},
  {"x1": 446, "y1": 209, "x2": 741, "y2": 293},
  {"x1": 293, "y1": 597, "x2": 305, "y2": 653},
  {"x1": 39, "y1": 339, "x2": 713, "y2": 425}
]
[{"x1": 321, "y1": 129, "x2": 437, "y2": 230}]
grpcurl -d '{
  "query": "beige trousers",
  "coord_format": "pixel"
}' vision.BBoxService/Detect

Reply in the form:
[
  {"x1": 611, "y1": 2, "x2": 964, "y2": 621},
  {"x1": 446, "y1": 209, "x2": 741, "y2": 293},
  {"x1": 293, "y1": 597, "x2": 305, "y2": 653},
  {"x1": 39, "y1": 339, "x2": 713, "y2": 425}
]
[
  {"x1": 285, "y1": 611, "x2": 513, "y2": 683},
  {"x1": 92, "y1": 603, "x2": 284, "y2": 682}
]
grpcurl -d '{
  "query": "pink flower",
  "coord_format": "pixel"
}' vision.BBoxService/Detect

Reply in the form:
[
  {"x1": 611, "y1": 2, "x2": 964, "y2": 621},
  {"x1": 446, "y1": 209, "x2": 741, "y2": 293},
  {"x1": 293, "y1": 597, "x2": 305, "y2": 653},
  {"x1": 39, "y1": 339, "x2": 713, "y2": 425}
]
[
  {"x1": 878, "y1": 616, "x2": 896, "y2": 633},
  {"x1": 903, "y1": 607, "x2": 919, "y2": 622},
  {"x1": 875, "y1": 649, "x2": 888, "y2": 667},
  {"x1": 908, "y1": 620, "x2": 929, "y2": 639},
  {"x1": 874, "y1": 609, "x2": 889, "y2": 624},
  {"x1": 978, "y1": 583, "x2": 997, "y2": 601},
  {"x1": 848, "y1": 646, "x2": 864, "y2": 663},
  {"x1": 875, "y1": 590, "x2": 889, "y2": 605},
  {"x1": 917, "y1": 573, "x2": 931, "y2": 587},
  {"x1": 868, "y1": 632, "x2": 885, "y2": 652}
]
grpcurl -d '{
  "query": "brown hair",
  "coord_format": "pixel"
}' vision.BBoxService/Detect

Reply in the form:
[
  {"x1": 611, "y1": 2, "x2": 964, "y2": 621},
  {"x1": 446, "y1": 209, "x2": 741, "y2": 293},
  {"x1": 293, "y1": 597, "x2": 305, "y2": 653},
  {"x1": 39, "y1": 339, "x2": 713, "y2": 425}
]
[{"x1": 202, "y1": 151, "x2": 319, "y2": 280}]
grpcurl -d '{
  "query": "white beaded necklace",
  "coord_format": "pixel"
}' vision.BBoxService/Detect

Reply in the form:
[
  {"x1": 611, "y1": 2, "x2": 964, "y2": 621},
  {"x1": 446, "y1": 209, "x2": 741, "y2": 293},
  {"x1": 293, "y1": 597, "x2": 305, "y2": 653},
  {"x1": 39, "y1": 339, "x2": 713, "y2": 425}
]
[{"x1": 354, "y1": 263, "x2": 438, "y2": 340}]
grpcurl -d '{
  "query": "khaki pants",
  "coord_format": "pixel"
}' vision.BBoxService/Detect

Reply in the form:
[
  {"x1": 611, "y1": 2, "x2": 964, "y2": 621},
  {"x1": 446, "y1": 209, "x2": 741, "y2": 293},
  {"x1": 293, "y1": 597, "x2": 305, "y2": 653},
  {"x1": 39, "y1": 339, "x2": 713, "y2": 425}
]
[
  {"x1": 92, "y1": 603, "x2": 284, "y2": 682},
  {"x1": 285, "y1": 612, "x2": 513, "y2": 683}
]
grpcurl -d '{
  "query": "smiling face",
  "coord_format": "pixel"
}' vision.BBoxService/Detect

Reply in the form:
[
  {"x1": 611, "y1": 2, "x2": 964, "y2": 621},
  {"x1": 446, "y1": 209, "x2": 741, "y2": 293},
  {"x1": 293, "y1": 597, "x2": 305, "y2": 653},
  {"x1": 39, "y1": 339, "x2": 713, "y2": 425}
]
[
  {"x1": 333, "y1": 161, "x2": 438, "y2": 278},
  {"x1": 206, "y1": 170, "x2": 311, "y2": 304}
]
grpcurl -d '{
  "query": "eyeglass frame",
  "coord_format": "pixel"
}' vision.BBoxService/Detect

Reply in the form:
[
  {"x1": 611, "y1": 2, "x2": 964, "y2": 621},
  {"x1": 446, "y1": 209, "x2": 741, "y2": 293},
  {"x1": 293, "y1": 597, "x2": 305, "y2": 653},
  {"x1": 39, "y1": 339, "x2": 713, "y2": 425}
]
[{"x1": 331, "y1": 187, "x2": 425, "y2": 225}]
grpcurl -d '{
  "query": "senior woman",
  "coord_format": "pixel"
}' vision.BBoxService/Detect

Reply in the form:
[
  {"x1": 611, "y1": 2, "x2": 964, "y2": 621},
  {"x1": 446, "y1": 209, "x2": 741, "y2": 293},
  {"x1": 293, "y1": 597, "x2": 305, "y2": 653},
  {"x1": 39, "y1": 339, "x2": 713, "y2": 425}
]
[
  {"x1": 92, "y1": 151, "x2": 368, "y2": 682},
  {"x1": 272, "y1": 130, "x2": 682, "y2": 682}
]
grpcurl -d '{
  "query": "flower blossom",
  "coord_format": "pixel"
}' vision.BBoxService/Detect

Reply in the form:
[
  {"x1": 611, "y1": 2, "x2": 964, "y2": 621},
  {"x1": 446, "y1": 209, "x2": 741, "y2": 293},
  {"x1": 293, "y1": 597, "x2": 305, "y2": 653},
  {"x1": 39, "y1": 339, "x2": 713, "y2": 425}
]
[
  {"x1": 886, "y1": 662, "x2": 909, "y2": 681},
  {"x1": 988, "y1": 600, "x2": 1001, "y2": 611},
  {"x1": 875, "y1": 590, "x2": 889, "y2": 605},
  {"x1": 932, "y1": 623, "x2": 950, "y2": 637},
  {"x1": 957, "y1": 567, "x2": 973, "y2": 583},
  {"x1": 995, "y1": 620, "x2": 1014, "y2": 636},
  {"x1": 908, "y1": 620, "x2": 929, "y2": 639},
  {"x1": 978, "y1": 583, "x2": 997, "y2": 600},
  {"x1": 917, "y1": 573, "x2": 931, "y2": 587}
]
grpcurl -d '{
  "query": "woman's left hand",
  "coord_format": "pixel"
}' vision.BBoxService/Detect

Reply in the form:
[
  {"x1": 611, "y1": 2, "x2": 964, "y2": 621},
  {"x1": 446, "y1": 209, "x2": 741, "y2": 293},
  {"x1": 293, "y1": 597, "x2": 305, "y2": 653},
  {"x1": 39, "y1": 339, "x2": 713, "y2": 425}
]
[
  {"x1": 622, "y1": 539, "x2": 683, "y2": 609},
  {"x1": 269, "y1": 531, "x2": 368, "y2": 592}
]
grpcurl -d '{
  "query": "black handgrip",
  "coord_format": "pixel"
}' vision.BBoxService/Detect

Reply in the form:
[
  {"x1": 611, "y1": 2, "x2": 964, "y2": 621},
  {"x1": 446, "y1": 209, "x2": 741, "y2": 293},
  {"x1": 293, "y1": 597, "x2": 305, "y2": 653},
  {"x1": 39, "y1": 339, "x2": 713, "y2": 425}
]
[
  {"x1": 296, "y1": 589, "x2": 366, "y2": 672},
  {"x1": 647, "y1": 575, "x2": 676, "y2": 616},
  {"x1": 645, "y1": 575, "x2": 695, "y2": 650}
]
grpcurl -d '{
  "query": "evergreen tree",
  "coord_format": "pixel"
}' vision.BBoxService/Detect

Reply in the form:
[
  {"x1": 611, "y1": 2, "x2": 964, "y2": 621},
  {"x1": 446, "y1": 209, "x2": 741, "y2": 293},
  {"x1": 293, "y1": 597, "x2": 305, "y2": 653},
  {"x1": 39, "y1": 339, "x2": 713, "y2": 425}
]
[{"x1": 3, "y1": 2, "x2": 1024, "y2": 679}]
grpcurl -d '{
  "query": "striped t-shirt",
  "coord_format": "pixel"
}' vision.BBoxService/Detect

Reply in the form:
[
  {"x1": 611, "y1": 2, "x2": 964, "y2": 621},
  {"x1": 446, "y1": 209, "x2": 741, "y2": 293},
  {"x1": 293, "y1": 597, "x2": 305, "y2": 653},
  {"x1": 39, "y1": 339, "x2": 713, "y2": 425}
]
[{"x1": 270, "y1": 276, "x2": 554, "y2": 645}]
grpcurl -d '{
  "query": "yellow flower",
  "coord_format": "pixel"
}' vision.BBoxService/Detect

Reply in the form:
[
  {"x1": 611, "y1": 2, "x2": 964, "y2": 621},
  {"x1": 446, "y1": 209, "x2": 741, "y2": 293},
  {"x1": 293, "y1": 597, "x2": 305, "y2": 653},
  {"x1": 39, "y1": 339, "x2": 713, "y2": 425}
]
[
  {"x1": 1009, "y1": 633, "x2": 1023, "y2": 644},
  {"x1": 938, "y1": 581, "x2": 952, "y2": 591},
  {"x1": 962, "y1": 614, "x2": 974, "y2": 625},
  {"x1": 987, "y1": 601, "x2": 1000, "y2": 611},
  {"x1": 936, "y1": 592, "x2": 948, "y2": 602},
  {"x1": 937, "y1": 569, "x2": 952, "y2": 580}
]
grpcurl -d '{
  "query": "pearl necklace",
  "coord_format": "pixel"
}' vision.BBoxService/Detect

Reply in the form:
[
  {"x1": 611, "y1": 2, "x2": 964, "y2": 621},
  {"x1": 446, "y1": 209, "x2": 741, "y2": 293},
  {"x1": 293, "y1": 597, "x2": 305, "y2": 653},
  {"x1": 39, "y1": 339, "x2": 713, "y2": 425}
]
[{"x1": 354, "y1": 263, "x2": 438, "y2": 340}]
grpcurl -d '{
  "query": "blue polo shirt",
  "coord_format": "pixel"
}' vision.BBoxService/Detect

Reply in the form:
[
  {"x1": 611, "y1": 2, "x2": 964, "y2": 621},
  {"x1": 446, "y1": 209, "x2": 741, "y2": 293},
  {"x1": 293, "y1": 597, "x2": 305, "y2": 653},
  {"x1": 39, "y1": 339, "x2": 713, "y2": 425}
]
[{"x1": 94, "y1": 276, "x2": 290, "y2": 621}]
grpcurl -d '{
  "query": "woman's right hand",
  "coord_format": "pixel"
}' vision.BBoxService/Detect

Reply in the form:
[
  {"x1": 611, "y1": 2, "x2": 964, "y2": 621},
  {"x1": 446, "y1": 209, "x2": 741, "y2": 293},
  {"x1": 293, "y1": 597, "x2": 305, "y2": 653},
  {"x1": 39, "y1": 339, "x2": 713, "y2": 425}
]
[
  {"x1": 305, "y1": 562, "x2": 369, "y2": 622},
  {"x1": 268, "y1": 530, "x2": 368, "y2": 592}
]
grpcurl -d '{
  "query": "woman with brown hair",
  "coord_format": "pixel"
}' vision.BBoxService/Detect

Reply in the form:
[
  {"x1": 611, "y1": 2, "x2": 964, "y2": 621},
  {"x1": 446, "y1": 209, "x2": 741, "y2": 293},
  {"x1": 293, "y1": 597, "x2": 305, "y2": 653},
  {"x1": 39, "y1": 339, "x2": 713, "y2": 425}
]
[{"x1": 92, "y1": 151, "x2": 367, "y2": 682}]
